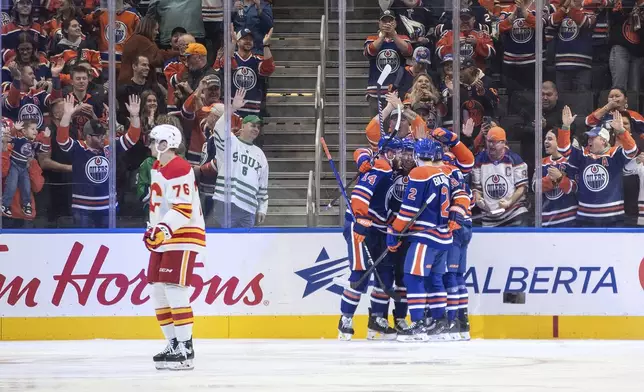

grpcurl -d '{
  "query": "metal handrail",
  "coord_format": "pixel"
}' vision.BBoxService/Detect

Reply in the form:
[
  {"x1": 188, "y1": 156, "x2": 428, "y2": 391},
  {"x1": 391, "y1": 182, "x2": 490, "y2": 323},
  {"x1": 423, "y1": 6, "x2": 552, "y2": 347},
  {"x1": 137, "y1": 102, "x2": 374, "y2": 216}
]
[
  {"x1": 312, "y1": 14, "x2": 327, "y2": 226},
  {"x1": 306, "y1": 170, "x2": 315, "y2": 227}
]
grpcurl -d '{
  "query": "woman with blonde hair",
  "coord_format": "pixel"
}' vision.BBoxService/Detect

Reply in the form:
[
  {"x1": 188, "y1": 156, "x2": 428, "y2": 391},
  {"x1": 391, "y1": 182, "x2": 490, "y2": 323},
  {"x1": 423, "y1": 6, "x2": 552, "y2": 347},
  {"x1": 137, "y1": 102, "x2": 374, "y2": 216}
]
[{"x1": 407, "y1": 73, "x2": 446, "y2": 129}]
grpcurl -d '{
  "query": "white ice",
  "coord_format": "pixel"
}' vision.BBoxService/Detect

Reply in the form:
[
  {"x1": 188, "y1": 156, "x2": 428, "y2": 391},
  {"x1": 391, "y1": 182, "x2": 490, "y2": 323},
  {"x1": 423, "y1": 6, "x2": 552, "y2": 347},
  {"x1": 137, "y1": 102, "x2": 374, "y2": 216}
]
[{"x1": 0, "y1": 339, "x2": 642, "y2": 392}]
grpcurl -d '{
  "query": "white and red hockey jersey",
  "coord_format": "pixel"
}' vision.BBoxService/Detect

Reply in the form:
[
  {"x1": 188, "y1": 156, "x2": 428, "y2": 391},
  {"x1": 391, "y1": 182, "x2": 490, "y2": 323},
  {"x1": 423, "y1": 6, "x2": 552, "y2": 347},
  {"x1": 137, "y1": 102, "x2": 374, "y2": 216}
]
[{"x1": 149, "y1": 156, "x2": 206, "y2": 253}]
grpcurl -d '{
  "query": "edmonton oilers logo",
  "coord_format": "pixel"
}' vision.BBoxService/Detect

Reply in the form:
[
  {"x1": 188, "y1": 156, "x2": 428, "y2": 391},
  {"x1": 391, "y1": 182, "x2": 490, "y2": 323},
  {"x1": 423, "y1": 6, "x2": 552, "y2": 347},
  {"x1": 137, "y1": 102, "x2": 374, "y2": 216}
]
[
  {"x1": 104, "y1": 21, "x2": 128, "y2": 44},
  {"x1": 511, "y1": 18, "x2": 534, "y2": 44},
  {"x1": 18, "y1": 104, "x2": 43, "y2": 129},
  {"x1": 85, "y1": 156, "x2": 109, "y2": 184},
  {"x1": 622, "y1": 20, "x2": 640, "y2": 45},
  {"x1": 559, "y1": 17, "x2": 579, "y2": 41},
  {"x1": 583, "y1": 164, "x2": 609, "y2": 192},
  {"x1": 545, "y1": 186, "x2": 564, "y2": 200},
  {"x1": 20, "y1": 142, "x2": 33, "y2": 158},
  {"x1": 484, "y1": 174, "x2": 508, "y2": 199},
  {"x1": 393, "y1": 175, "x2": 408, "y2": 202},
  {"x1": 377, "y1": 49, "x2": 400, "y2": 73},
  {"x1": 460, "y1": 43, "x2": 474, "y2": 58},
  {"x1": 233, "y1": 66, "x2": 257, "y2": 91},
  {"x1": 1, "y1": 12, "x2": 10, "y2": 26}
]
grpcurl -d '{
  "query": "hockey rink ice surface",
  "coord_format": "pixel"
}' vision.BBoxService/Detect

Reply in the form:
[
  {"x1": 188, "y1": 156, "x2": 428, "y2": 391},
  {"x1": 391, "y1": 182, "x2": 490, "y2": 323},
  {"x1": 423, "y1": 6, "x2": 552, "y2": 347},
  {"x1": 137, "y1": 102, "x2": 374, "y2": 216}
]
[{"x1": 1, "y1": 339, "x2": 643, "y2": 391}]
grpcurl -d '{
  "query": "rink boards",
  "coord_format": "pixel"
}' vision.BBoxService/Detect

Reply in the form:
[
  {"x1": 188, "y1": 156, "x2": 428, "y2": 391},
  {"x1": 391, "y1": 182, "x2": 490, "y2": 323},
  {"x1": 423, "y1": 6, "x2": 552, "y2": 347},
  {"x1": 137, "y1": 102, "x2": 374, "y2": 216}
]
[{"x1": 1, "y1": 229, "x2": 644, "y2": 340}]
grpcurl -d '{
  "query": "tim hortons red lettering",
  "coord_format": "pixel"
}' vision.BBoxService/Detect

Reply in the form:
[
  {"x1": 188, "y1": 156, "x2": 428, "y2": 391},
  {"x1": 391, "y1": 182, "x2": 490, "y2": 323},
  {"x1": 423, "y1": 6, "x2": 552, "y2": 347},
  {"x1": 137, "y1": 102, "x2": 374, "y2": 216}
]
[
  {"x1": 52, "y1": 242, "x2": 148, "y2": 306},
  {"x1": 190, "y1": 263, "x2": 264, "y2": 306},
  {"x1": 0, "y1": 275, "x2": 41, "y2": 307},
  {"x1": 0, "y1": 244, "x2": 41, "y2": 307},
  {"x1": 51, "y1": 242, "x2": 264, "y2": 307}
]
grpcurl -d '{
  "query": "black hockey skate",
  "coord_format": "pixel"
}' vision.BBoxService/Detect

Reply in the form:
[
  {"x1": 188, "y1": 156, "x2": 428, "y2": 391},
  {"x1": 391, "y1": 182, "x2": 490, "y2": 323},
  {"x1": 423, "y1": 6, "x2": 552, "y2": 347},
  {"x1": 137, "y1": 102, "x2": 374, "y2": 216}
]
[
  {"x1": 445, "y1": 319, "x2": 462, "y2": 341},
  {"x1": 396, "y1": 321, "x2": 429, "y2": 342},
  {"x1": 153, "y1": 338, "x2": 178, "y2": 370},
  {"x1": 394, "y1": 317, "x2": 410, "y2": 333},
  {"x1": 366, "y1": 311, "x2": 397, "y2": 341},
  {"x1": 338, "y1": 315, "x2": 355, "y2": 341},
  {"x1": 166, "y1": 338, "x2": 194, "y2": 370},
  {"x1": 425, "y1": 317, "x2": 449, "y2": 341},
  {"x1": 459, "y1": 316, "x2": 471, "y2": 341}
]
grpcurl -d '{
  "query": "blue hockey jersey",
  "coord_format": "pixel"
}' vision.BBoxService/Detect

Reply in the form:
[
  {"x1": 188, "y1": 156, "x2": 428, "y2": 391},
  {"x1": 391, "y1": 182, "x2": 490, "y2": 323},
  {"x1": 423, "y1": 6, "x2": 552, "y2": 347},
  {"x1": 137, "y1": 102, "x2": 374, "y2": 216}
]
[
  {"x1": 347, "y1": 158, "x2": 394, "y2": 229},
  {"x1": 215, "y1": 52, "x2": 275, "y2": 117},
  {"x1": 2, "y1": 79, "x2": 61, "y2": 129},
  {"x1": 391, "y1": 164, "x2": 453, "y2": 249},
  {"x1": 557, "y1": 127, "x2": 638, "y2": 224},
  {"x1": 533, "y1": 155, "x2": 579, "y2": 227},
  {"x1": 56, "y1": 124, "x2": 141, "y2": 212},
  {"x1": 550, "y1": 7, "x2": 596, "y2": 70},
  {"x1": 499, "y1": 5, "x2": 547, "y2": 65},
  {"x1": 364, "y1": 34, "x2": 412, "y2": 99}
]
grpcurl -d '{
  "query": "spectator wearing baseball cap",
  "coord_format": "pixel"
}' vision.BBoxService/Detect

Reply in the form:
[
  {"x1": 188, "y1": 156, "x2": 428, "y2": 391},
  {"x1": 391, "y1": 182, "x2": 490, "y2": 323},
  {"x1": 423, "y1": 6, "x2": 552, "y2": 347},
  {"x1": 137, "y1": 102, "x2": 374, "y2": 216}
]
[
  {"x1": 472, "y1": 125, "x2": 530, "y2": 227},
  {"x1": 210, "y1": 111, "x2": 269, "y2": 228},
  {"x1": 119, "y1": 15, "x2": 180, "y2": 85},
  {"x1": 232, "y1": 0, "x2": 274, "y2": 54},
  {"x1": 180, "y1": 43, "x2": 220, "y2": 92},
  {"x1": 364, "y1": 9, "x2": 413, "y2": 117},
  {"x1": 214, "y1": 27, "x2": 275, "y2": 123},
  {"x1": 177, "y1": 71, "x2": 222, "y2": 165}
]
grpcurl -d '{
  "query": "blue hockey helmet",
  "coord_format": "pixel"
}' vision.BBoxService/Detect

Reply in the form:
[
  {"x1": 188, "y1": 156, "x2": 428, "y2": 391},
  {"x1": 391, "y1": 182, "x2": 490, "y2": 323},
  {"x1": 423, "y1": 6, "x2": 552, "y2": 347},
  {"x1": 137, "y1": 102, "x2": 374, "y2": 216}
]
[
  {"x1": 378, "y1": 135, "x2": 403, "y2": 152},
  {"x1": 401, "y1": 137, "x2": 415, "y2": 151},
  {"x1": 414, "y1": 138, "x2": 443, "y2": 161}
]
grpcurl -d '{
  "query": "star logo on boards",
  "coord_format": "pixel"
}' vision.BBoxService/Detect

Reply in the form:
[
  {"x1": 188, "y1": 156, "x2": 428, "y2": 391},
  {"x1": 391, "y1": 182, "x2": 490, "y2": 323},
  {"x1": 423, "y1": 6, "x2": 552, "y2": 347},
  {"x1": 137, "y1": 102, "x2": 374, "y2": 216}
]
[{"x1": 294, "y1": 248, "x2": 350, "y2": 298}]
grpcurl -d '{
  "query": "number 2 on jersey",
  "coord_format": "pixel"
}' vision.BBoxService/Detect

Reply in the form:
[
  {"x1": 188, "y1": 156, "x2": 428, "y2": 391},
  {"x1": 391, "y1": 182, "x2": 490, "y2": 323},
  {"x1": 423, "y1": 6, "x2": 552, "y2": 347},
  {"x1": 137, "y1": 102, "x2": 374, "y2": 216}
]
[{"x1": 440, "y1": 187, "x2": 449, "y2": 219}]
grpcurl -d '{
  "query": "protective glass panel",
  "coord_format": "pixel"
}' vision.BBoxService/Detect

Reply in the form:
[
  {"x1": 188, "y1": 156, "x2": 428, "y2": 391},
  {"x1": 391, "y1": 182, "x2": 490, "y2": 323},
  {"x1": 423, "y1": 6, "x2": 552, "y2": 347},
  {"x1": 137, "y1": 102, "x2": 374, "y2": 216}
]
[
  {"x1": 0, "y1": 0, "x2": 122, "y2": 228},
  {"x1": 459, "y1": 0, "x2": 539, "y2": 228}
]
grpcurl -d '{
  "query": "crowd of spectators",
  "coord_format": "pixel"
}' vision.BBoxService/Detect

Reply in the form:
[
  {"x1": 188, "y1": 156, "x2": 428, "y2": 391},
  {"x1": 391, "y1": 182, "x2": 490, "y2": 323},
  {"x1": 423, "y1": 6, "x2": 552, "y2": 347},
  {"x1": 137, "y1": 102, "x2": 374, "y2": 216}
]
[
  {"x1": 0, "y1": 0, "x2": 274, "y2": 228},
  {"x1": 363, "y1": 0, "x2": 644, "y2": 227},
  {"x1": 1, "y1": 0, "x2": 643, "y2": 229}
]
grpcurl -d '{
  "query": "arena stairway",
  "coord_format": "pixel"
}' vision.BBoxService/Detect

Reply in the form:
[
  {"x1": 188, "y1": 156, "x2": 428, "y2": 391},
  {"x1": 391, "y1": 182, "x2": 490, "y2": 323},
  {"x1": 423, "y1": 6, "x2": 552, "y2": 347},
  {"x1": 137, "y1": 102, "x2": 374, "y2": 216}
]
[{"x1": 263, "y1": 0, "x2": 378, "y2": 227}]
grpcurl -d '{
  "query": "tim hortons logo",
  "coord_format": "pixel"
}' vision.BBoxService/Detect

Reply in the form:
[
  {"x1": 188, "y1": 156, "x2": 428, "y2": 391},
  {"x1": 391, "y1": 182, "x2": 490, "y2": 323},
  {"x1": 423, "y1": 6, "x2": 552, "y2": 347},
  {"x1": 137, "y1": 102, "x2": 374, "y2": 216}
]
[{"x1": 0, "y1": 242, "x2": 264, "y2": 308}]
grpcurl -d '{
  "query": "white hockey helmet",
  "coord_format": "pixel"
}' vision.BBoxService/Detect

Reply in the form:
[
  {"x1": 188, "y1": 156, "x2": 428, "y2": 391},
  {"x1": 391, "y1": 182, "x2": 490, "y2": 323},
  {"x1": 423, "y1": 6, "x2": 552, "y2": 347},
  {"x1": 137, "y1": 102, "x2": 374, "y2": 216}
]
[{"x1": 150, "y1": 124, "x2": 182, "y2": 155}]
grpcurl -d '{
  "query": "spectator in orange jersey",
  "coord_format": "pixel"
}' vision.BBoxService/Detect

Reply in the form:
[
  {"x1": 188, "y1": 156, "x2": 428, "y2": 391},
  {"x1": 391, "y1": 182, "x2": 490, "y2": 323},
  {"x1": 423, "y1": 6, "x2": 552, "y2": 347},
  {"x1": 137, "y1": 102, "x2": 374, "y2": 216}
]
[
  {"x1": 164, "y1": 31, "x2": 194, "y2": 111},
  {"x1": 436, "y1": 8, "x2": 495, "y2": 72},
  {"x1": 50, "y1": 18, "x2": 102, "y2": 85},
  {"x1": 84, "y1": 0, "x2": 140, "y2": 70}
]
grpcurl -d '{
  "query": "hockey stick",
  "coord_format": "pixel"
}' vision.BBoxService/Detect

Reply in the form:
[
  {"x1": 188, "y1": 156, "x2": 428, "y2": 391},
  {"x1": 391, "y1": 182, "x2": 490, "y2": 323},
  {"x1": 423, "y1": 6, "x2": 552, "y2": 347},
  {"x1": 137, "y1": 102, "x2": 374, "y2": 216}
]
[
  {"x1": 323, "y1": 102, "x2": 403, "y2": 211},
  {"x1": 320, "y1": 137, "x2": 400, "y2": 301},
  {"x1": 376, "y1": 64, "x2": 392, "y2": 138},
  {"x1": 349, "y1": 193, "x2": 435, "y2": 290}
]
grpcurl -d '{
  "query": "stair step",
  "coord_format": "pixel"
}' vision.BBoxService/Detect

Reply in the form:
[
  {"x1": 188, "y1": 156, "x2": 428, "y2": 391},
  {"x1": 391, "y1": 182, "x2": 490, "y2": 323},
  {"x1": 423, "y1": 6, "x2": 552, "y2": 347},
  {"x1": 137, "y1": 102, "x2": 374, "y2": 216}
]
[
  {"x1": 277, "y1": 60, "x2": 368, "y2": 69},
  {"x1": 272, "y1": 7, "x2": 380, "y2": 20},
  {"x1": 263, "y1": 116, "x2": 371, "y2": 125},
  {"x1": 266, "y1": 93, "x2": 366, "y2": 104},
  {"x1": 268, "y1": 88, "x2": 366, "y2": 96},
  {"x1": 265, "y1": 102, "x2": 371, "y2": 118},
  {"x1": 272, "y1": 66, "x2": 367, "y2": 77}
]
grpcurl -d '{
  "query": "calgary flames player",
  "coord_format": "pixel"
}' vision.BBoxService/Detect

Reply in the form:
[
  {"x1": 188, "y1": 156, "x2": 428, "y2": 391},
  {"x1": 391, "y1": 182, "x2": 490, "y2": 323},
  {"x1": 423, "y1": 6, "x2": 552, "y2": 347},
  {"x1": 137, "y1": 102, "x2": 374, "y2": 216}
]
[{"x1": 144, "y1": 124, "x2": 206, "y2": 371}]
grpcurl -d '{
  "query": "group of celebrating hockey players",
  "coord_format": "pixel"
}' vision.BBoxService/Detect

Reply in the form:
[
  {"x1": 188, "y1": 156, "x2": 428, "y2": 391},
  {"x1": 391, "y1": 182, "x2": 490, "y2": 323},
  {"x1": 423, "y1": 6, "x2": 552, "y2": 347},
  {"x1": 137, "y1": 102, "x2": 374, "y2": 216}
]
[{"x1": 337, "y1": 103, "x2": 475, "y2": 342}]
